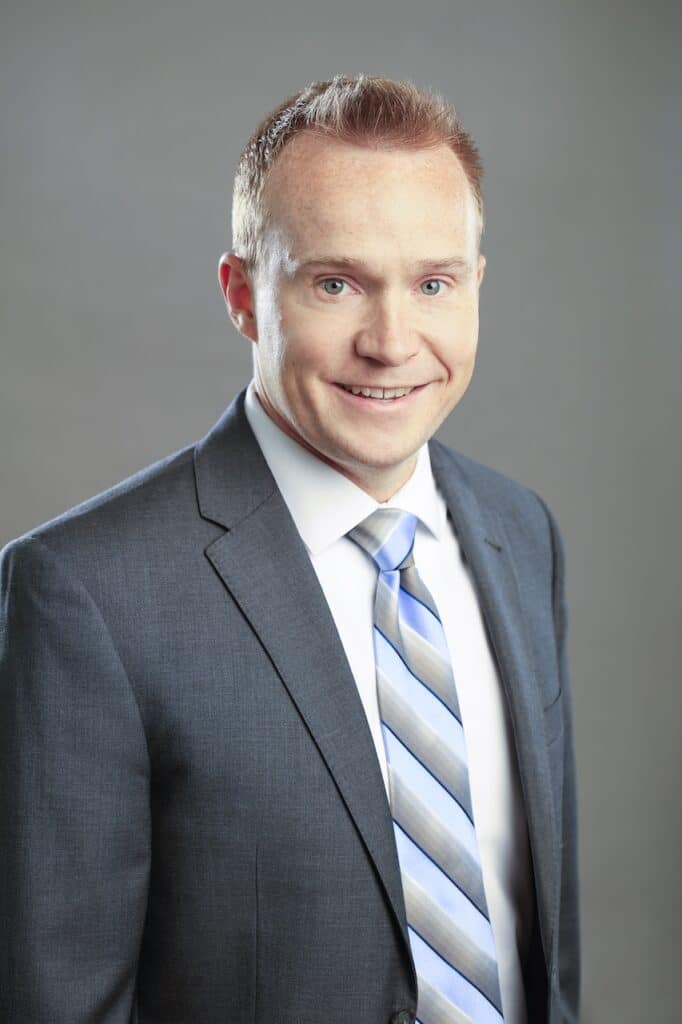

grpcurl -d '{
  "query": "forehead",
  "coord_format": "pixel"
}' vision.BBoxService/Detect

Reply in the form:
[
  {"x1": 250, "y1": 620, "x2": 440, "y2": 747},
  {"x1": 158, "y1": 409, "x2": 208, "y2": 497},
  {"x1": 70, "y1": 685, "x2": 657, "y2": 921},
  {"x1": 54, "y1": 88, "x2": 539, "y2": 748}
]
[{"x1": 261, "y1": 134, "x2": 478, "y2": 260}]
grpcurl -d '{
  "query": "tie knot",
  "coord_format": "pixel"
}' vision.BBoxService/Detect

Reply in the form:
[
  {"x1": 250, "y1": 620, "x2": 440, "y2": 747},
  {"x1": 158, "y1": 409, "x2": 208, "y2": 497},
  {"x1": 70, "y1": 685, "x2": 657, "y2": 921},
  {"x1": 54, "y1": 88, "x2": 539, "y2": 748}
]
[{"x1": 347, "y1": 508, "x2": 418, "y2": 572}]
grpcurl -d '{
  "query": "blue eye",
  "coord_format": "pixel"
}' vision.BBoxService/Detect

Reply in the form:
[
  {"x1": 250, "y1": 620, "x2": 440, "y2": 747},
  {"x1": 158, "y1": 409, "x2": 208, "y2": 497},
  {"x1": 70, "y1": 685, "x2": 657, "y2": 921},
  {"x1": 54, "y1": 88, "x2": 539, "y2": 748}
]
[
  {"x1": 420, "y1": 279, "x2": 445, "y2": 296},
  {"x1": 320, "y1": 278, "x2": 347, "y2": 295}
]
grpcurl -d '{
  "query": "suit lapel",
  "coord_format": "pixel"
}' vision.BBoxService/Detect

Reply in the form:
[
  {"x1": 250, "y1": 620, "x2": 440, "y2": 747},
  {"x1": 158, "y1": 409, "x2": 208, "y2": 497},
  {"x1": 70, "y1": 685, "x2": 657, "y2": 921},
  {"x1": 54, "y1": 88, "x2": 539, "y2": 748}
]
[
  {"x1": 194, "y1": 391, "x2": 556, "y2": 982},
  {"x1": 429, "y1": 439, "x2": 558, "y2": 964},
  {"x1": 193, "y1": 390, "x2": 416, "y2": 987}
]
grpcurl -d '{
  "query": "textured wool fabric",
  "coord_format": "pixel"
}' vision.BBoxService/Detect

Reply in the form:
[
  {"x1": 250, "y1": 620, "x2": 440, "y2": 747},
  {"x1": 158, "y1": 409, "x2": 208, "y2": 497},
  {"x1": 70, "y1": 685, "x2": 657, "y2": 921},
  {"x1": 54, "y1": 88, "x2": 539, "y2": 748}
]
[{"x1": 0, "y1": 388, "x2": 578, "y2": 1022}]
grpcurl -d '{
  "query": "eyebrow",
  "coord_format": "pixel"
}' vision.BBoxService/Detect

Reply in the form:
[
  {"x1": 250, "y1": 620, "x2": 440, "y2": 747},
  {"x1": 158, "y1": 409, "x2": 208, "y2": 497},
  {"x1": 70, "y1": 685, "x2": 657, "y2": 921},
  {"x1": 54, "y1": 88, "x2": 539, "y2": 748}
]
[{"x1": 294, "y1": 254, "x2": 473, "y2": 276}]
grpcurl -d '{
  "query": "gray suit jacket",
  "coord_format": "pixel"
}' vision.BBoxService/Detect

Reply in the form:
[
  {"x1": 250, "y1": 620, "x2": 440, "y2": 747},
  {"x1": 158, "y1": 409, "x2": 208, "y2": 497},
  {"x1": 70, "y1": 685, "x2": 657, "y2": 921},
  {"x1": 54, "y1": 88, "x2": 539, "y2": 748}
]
[{"x1": 0, "y1": 388, "x2": 580, "y2": 1023}]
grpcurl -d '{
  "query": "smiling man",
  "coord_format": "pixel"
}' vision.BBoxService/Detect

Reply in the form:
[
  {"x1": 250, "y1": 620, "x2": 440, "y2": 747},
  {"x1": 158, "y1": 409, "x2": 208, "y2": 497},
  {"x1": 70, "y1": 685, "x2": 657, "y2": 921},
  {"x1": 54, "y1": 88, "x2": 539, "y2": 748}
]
[{"x1": 0, "y1": 76, "x2": 580, "y2": 1024}]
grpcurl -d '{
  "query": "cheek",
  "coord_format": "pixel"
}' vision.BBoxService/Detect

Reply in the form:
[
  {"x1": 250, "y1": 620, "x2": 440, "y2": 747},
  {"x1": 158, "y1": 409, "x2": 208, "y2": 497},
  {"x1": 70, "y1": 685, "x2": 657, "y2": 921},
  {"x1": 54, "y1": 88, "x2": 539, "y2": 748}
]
[
  {"x1": 439, "y1": 330, "x2": 478, "y2": 370},
  {"x1": 443, "y1": 306, "x2": 479, "y2": 361},
  {"x1": 280, "y1": 309, "x2": 347, "y2": 373}
]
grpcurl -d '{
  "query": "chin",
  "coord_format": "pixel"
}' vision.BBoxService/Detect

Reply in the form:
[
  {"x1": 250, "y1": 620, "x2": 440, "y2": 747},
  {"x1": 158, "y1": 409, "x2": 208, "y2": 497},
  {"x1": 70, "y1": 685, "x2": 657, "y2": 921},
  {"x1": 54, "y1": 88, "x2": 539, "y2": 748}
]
[{"x1": 340, "y1": 447, "x2": 417, "y2": 475}]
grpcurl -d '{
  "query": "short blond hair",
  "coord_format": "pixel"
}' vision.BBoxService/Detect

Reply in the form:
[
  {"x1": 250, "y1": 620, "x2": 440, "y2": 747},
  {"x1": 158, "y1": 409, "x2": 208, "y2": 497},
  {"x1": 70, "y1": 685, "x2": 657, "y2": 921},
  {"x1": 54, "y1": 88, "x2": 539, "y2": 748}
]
[{"x1": 231, "y1": 74, "x2": 484, "y2": 275}]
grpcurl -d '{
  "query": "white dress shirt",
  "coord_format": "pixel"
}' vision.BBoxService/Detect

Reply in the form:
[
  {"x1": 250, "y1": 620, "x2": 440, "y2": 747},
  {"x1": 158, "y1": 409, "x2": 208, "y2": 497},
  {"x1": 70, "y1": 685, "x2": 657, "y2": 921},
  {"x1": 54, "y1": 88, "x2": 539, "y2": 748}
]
[{"x1": 244, "y1": 380, "x2": 534, "y2": 1024}]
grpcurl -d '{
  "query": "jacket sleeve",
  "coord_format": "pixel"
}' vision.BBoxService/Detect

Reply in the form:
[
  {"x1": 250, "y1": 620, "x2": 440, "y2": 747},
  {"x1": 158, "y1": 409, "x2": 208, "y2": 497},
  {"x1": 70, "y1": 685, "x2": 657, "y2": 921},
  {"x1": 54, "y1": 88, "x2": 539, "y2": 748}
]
[
  {"x1": 0, "y1": 536, "x2": 151, "y2": 1022},
  {"x1": 542, "y1": 499, "x2": 581, "y2": 1023}
]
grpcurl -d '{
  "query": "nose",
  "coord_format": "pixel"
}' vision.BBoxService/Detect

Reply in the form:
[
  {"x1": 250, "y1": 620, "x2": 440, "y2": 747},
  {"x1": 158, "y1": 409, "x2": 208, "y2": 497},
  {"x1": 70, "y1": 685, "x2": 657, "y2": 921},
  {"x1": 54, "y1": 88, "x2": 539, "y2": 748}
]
[{"x1": 353, "y1": 290, "x2": 420, "y2": 366}]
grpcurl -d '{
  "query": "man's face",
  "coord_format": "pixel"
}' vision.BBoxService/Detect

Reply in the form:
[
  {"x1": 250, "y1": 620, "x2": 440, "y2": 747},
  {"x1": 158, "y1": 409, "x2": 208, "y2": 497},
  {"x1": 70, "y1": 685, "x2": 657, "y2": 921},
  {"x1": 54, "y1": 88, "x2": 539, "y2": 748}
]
[{"x1": 221, "y1": 134, "x2": 486, "y2": 500}]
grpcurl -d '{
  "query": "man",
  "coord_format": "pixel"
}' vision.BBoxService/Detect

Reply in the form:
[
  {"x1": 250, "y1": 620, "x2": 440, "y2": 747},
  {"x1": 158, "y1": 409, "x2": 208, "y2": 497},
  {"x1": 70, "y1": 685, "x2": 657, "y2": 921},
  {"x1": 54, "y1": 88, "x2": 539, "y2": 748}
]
[{"x1": 0, "y1": 75, "x2": 579, "y2": 1023}]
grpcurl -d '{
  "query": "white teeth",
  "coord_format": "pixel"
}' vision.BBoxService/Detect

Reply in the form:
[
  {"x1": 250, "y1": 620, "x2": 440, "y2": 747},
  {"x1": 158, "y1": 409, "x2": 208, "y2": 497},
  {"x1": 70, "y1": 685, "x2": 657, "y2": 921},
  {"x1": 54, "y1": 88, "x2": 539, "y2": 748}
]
[
  {"x1": 383, "y1": 387, "x2": 412, "y2": 398},
  {"x1": 342, "y1": 385, "x2": 414, "y2": 399}
]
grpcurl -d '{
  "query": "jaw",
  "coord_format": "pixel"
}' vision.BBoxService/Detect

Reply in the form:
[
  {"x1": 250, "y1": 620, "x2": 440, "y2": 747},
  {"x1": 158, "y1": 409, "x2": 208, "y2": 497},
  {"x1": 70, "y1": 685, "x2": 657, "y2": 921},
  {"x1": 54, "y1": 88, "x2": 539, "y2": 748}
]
[
  {"x1": 254, "y1": 373, "x2": 454, "y2": 499},
  {"x1": 308, "y1": 441, "x2": 421, "y2": 502}
]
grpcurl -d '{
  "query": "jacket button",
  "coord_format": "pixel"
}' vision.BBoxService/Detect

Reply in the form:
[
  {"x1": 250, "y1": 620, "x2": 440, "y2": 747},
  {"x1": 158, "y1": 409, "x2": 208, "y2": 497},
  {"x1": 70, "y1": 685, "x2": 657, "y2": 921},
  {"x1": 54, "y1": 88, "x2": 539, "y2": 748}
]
[{"x1": 390, "y1": 1012, "x2": 414, "y2": 1024}]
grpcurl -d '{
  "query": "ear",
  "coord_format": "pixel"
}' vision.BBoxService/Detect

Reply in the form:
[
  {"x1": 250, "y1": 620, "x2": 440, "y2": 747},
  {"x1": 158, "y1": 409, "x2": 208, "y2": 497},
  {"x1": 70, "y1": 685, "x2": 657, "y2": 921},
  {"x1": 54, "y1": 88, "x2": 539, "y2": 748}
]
[
  {"x1": 476, "y1": 253, "x2": 486, "y2": 287},
  {"x1": 217, "y1": 252, "x2": 258, "y2": 342}
]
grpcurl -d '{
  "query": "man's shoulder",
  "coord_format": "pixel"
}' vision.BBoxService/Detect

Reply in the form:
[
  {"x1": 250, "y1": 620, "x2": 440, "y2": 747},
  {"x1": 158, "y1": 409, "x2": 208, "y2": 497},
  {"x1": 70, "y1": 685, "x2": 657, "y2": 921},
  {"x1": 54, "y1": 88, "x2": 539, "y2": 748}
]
[
  {"x1": 429, "y1": 437, "x2": 552, "y2": 525},
  {"x1": 1, "y1": 387, "x2": 261, "y2": 591},
  {"x1": 427, "y1": 437, "x2": 565, "y2": 582},
  {"x1": 1, "y1": 439, "x2": 203, "y2": 573}
]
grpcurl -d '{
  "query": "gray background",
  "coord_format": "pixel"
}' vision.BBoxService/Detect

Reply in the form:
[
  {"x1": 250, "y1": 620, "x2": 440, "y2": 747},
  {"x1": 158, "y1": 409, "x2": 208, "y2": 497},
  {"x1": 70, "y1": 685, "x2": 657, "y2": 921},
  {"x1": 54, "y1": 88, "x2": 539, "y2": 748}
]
[{"x1": 1, "y1": 0, "x2": 680, "y2": 1020}]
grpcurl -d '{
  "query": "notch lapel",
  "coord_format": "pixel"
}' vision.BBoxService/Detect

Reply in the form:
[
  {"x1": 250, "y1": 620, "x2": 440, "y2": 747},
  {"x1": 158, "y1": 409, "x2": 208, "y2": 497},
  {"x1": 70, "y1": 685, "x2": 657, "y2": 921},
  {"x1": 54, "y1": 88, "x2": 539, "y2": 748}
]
[
  {"x1": 429, "y1": 440, "x2": 559, "y2": 965},
  {"x1": 193, "y1": 391, "x2": 416, "y2": 987}
]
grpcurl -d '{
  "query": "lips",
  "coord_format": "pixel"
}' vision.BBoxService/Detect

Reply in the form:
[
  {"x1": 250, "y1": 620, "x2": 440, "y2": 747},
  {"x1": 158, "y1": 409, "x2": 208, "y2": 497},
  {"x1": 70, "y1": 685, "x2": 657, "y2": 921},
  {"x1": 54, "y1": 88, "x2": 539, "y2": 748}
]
[{"x1": 338, "y1": 384, "x2": 416, "y2": 400}]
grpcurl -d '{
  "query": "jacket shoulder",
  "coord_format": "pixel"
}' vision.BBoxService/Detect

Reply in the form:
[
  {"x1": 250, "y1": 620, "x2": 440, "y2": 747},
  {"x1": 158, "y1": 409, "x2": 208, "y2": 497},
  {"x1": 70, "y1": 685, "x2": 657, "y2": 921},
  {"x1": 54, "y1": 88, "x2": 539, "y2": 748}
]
[
  {"x1": 1, "y1": 441, "x2": 201, "y2": 567},
  {"x1": 429, "y1": 438, "x2": 554, "y2": 533},
  {"x1": 427, "y1": 438, "x2": 565, "y2": 587}
]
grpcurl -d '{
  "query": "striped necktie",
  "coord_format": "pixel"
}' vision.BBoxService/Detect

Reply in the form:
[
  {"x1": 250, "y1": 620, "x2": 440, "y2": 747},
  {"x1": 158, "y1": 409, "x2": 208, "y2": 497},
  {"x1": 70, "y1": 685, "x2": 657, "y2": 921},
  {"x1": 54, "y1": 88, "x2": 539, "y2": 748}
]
[{"x1": 348, "y1": 508, "x2": 505, "y2": 1024}]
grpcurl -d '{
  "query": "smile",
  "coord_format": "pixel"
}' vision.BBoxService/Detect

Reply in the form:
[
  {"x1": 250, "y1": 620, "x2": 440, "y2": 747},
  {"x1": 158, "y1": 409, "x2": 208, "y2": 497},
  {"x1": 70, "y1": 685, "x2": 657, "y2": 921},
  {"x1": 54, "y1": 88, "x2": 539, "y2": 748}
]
[{"x1": 338, "y1": 384, "x2": 416, "y2": 400}]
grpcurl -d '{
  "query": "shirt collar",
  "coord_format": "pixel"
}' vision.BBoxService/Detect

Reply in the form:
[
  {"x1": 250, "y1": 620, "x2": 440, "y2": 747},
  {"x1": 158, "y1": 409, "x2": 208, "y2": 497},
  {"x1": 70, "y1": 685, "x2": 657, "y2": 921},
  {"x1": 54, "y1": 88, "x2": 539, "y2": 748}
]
[{"x1": 244, "y1": 379, "x2": 449, "y2": 555}]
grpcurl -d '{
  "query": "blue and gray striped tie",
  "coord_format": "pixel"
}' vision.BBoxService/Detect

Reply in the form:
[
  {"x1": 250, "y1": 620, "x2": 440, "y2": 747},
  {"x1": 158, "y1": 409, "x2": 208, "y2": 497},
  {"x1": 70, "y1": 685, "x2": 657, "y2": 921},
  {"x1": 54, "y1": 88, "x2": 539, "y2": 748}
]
[{"x1": 348, "y1": 508, "x2": 505, "y2": 1024}]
